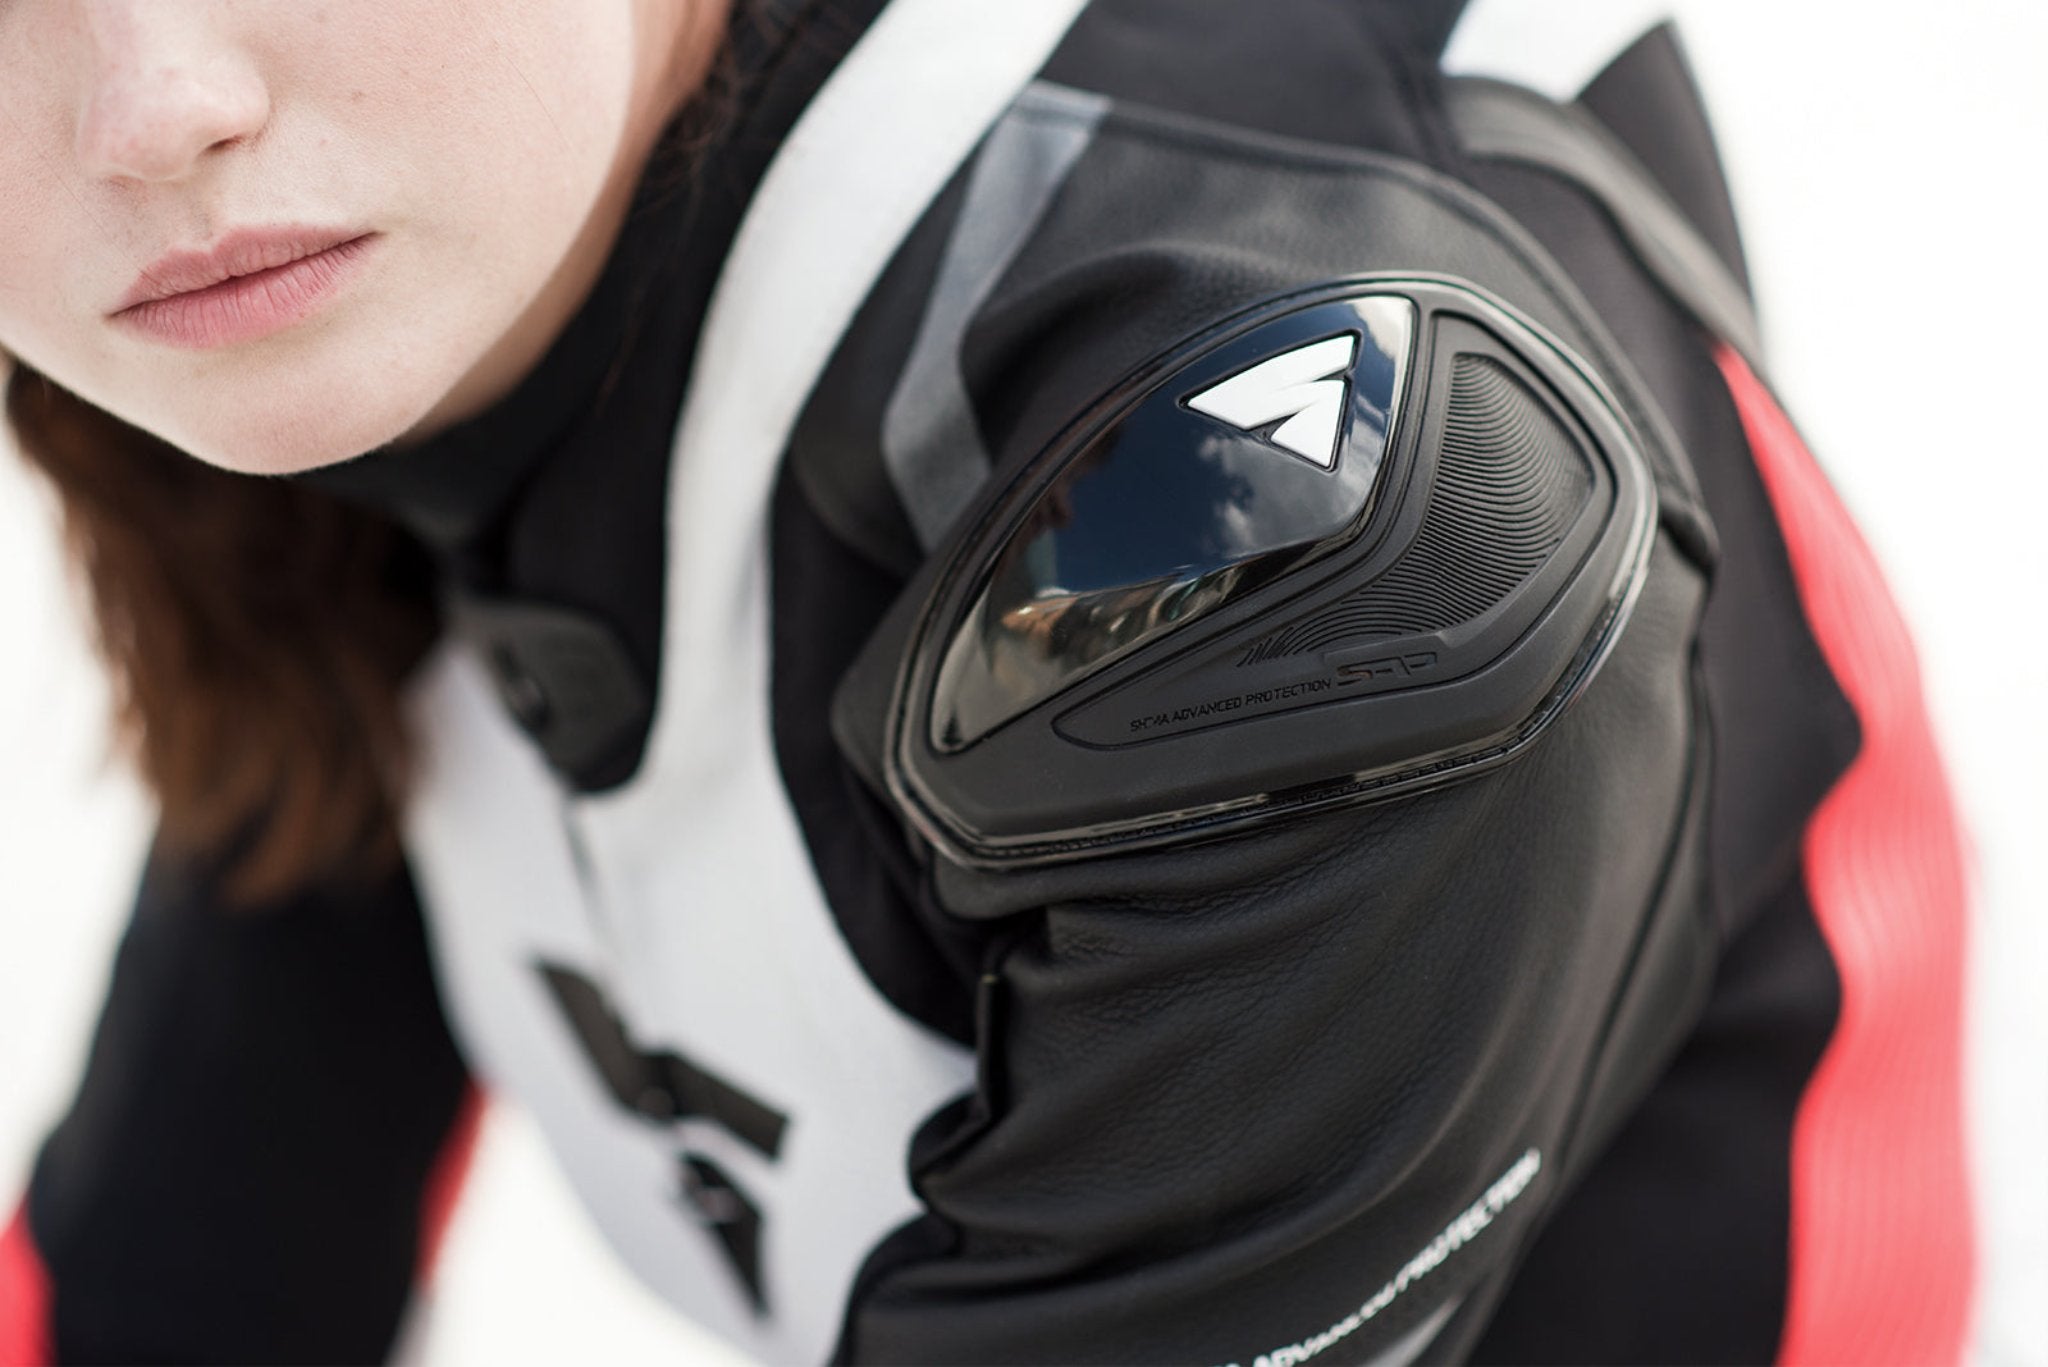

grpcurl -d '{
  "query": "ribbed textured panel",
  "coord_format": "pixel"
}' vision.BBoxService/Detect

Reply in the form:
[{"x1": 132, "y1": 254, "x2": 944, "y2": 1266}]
[
  {"x1": 416, "y1": 1082, "x2": 487, "y2": 1285},
  {"x1": 1243, "y1": 353, "x2": 1590, "y2": 663},
  {"x1": 1716, "y1": 346, "x2": 1976, "y2": 1367},
  {"x1": 0, "y1": 1203, "x2": 52, "y2": 1367}
]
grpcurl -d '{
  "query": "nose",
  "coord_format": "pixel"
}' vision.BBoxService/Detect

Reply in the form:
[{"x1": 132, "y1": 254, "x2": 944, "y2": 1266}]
[{"x1": 72, "y1": 4, "x2": 271, "y2": 184}]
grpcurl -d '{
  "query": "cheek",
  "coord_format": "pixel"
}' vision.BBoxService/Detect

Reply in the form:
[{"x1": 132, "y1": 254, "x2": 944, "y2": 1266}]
[
  {"x1": 0, "y1": 56, "x2": 95, "y2": 358},
  {"x1": 252, "y1": 2, "x2": 644, "y2": 402},
  {"x1": 309, "y1": 2, "x2": 639, "y2": 251}
]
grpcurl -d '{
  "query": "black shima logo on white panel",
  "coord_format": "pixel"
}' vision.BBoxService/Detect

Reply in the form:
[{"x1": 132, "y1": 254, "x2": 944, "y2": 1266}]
[{"x1": 537, "y1": 961, "x2": 789, "y2": 1317}]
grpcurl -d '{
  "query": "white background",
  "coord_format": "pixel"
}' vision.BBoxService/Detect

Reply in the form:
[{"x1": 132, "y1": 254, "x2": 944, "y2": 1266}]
[{"x1": 1, "y1": 3, "x2": 2041, "y2": 1363}]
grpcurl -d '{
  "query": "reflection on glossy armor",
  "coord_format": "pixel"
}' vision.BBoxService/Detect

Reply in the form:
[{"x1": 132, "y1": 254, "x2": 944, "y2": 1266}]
[{"x1": 932, "y1": 296, "x2": 1415, "y2": 750}]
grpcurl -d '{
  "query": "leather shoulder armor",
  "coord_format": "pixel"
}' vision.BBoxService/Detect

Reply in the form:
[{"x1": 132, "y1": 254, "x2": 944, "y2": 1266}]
[{"x1": 874, "y1": 274, "x2": 1657, "y2": 866}]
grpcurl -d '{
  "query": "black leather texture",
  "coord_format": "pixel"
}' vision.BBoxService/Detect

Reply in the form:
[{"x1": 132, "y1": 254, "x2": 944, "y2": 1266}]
[
  {"x1": 822, "y1": 71, "x2": 1724, "y2": 1364},
  {"x1": 834, "y1": 528, "x2": 1709, "y2": 1364}
]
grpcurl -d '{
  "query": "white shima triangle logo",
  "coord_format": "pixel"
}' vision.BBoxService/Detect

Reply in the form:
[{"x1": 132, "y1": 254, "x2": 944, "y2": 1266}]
[{"x1": 1187, "y1": 333, "x2": 1357, "y2": 469}]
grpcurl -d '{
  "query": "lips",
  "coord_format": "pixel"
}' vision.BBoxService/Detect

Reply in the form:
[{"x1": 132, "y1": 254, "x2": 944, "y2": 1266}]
[
  {"x1": 107, "y1": 228, "x2": 382, "y2": 351},
  {"x1": 113, "y1": 225, "x2": 374, "y2": 314}
]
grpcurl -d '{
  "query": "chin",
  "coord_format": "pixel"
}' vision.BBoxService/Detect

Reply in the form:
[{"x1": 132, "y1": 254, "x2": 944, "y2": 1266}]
[
  {"x1": 150, "y1": 407, "x2": 410, "y2": 478},
  {"x1": 186, "y1": 432, "x2": 393, "y2": 478},
  {"x1": 124, "y1": 355, "x2": 458, "y2": 478}
]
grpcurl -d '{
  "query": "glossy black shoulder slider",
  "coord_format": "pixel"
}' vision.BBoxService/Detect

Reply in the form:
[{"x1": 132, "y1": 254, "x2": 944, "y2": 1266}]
[{"x1": 885, "y1": 276, "x2": 1658, "y2": 867}]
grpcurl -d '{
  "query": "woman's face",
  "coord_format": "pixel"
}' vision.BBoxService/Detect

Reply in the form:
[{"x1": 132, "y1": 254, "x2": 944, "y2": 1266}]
[{"x1": 0, "y1": 0, "x2": 724, "y2": 474}]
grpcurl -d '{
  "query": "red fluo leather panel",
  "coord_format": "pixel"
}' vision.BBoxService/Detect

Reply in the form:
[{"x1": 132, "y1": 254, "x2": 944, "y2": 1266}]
[
  {"x1": 0, "y1": 1203, "x2": 52, "y2": 1367},
  {"x1": 418, "y1": 1082, "x2": 487, "y2": 1284},
  {"x1": 1716, "y1": 346, "x2": 1976, "y2": 1367}
]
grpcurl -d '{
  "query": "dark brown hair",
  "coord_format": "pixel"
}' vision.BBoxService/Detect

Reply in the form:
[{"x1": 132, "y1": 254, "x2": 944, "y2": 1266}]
[{"x1": 6, "y1": 364, "x2": 440, "y2": 905}]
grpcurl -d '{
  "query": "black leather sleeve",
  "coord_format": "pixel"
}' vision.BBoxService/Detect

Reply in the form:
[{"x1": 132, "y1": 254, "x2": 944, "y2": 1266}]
[
  {"x1": 820, "y1": 161, "x2": 1722, "y2": 1367},
  {"x1": 17, "y1": 838, "x2": 473, "y2": 1365},
  {"x1": 815, "y1": 24, "x2": 1728, "y2": 1362},
  {"x1": 832, "y1": 524, "x2": 1710, "y2": 1366}
]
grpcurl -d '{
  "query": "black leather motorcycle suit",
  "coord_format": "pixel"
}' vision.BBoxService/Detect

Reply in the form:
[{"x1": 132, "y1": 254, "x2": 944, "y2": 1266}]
[{"x1": 2, "y1": 3, "x2": 1975, "y2": 1364}]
